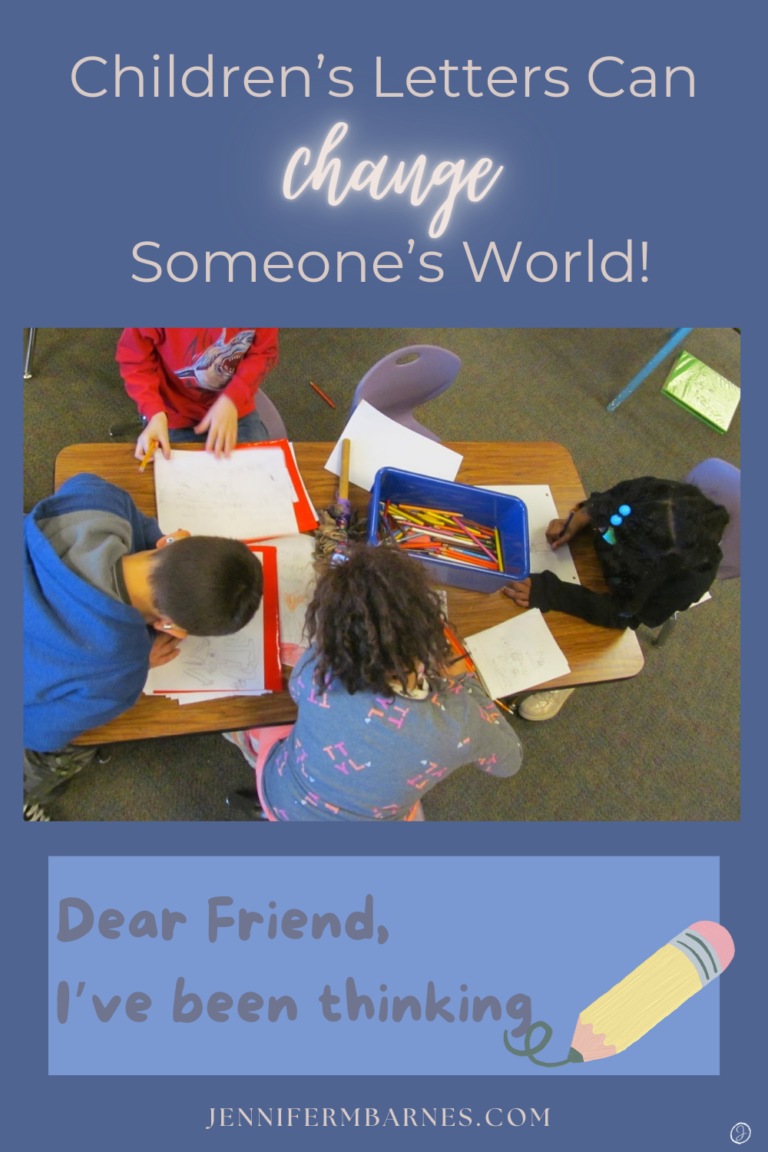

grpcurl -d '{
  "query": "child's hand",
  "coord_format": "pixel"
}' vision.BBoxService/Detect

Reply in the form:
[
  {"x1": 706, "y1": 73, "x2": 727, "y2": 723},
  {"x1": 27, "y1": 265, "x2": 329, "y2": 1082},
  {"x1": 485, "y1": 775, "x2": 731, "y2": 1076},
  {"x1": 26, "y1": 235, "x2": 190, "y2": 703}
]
[
  {"x1": 545, "y1": 518, "x2": 569, "y2": 545},
  {"x1": 502, "y1": 578, "x2": 532, "y2": 608},
  {"x1": 194, "y1": 394, "x2": 238, "y2": 457},
  {"x1": 545, "y1": 506, "x2": 591, "y2": 549},
  {"x1": 149, "y1": 632, "x2": 182, "y2": 667},
  {"x1": 442, "y1": 653, "x2": 472, "y2": 676},
  {"x1": 136, "y1": 412, "x2": 170, "y2": 461}
]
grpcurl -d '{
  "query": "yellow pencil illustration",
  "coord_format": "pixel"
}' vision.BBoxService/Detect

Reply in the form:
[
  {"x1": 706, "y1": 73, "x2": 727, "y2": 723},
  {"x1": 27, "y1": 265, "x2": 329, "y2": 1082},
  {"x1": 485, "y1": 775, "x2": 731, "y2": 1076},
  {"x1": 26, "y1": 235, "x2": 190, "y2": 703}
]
[{"x1": 504, "y1": 921, "x2": 734, "y2": 1067}]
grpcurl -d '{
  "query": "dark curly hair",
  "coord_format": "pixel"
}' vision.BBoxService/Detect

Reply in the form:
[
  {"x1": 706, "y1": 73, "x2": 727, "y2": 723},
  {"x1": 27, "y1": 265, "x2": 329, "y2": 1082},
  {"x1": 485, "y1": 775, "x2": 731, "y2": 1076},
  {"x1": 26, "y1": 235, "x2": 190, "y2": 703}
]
[
  {"x1": 586, "y1": 477, "x2": 729, "y2": 614},
  {"x1": 305, "y1": 544, "x2": 452, "y2": 695}
]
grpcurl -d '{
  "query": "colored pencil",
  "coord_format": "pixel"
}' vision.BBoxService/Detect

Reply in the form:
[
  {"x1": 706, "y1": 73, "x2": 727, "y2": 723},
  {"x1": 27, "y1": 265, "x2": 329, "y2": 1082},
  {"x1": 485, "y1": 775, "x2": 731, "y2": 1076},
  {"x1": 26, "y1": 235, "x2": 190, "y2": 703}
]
[
  {"x1": 310, "y1": 380, "x2": 336, "y2": 408},
  {"x1": 439, "y1": 548, "x2": 498, "y2": 569},
  {"x1": 377, "y1": 500, "x2": 504, "y2": 570},
  {"x1": 339, "y1": 438, "x2": 351, "y2": 501},
  {"x1": 494, "y1": 526, "x2": 503, "y2": 570},
  {"x1": 443, "y1": 622, "x2": 477, "y2": 675},
  {"x1": 456, "y1": 518, "x2": 498, "y2": 562}
]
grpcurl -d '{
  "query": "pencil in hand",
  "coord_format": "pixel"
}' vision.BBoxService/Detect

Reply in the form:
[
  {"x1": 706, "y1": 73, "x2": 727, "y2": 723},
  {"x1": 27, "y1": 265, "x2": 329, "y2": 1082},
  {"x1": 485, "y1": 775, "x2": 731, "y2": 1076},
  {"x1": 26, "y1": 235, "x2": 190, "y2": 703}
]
[{"x1": 139, "y1": 440, "x2": 158, "y2": 472}]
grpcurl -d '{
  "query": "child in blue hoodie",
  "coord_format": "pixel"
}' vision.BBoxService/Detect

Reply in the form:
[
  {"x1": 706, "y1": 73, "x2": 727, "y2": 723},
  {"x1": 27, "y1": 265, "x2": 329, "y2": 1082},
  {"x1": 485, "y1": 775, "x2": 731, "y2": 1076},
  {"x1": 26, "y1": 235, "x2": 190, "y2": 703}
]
[{"x1": 23, "y1": 473, "x2": 263, "y2": 813}]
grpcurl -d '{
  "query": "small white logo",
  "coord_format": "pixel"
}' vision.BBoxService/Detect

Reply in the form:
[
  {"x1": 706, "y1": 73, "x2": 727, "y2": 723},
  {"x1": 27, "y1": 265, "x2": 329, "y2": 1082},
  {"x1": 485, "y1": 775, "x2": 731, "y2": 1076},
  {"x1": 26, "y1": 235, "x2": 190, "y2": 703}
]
[{"x1": 730, "y1": 1123, "x2": 751, "y2": 1144}]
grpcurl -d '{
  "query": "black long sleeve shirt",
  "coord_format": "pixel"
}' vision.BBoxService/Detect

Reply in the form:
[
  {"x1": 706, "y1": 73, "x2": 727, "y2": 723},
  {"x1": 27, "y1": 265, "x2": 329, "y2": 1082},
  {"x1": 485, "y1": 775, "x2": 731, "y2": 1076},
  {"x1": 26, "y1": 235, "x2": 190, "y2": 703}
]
[{"x1": 527, "y1": 564, "x2": 717, "y2": 629}]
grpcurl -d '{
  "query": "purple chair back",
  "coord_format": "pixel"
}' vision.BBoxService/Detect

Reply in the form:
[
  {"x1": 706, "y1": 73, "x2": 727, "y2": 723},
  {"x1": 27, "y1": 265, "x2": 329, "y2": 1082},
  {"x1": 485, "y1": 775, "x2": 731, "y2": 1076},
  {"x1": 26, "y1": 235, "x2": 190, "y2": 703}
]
[
  {"x1": 255, "y1": 389, "x2": 288, "y2": 440},
  {"x1": 684, "y1": 458, "x2": 740, "y2": 580},
  {"x1": 351, "y1": 345, "x2": 461, "y2": 442}
]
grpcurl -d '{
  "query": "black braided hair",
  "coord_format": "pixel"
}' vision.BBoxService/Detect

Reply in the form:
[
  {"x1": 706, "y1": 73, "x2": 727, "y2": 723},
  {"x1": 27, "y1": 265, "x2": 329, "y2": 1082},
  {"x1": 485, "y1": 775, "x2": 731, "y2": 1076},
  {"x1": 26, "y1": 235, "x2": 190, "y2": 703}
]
[
  {"x1": 586, "y1": 477, "x2": 729, "y2": 613},
  {"x1": 305, "y1": 544, "x2": 451, "y2": 695}
]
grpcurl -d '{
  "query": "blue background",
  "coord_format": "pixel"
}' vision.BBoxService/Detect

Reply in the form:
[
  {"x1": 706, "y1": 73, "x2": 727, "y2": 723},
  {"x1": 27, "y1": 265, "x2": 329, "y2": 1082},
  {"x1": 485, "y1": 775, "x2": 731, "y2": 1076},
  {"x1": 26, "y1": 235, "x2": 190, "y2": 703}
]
[
  {"x1": 8, "y1": 0, "x2": 762, "y2": 1147},
  {"x1": 12, "y1": 0, "x2": 755, "y2": 324},
  {"x1": 48, "y1": 856, "x2": 721, "y2": 1076}
]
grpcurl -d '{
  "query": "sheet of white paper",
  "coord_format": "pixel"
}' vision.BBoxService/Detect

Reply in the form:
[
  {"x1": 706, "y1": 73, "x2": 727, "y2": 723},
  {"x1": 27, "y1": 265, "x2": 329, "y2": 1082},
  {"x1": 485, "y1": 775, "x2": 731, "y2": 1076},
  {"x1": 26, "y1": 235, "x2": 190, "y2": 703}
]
[
  {"x1": 145, "y1": 596, "x2": 267, "y2": 695},
  {"x1": 260, "y1": 533, "x2": 317, "y2": 647},
  {"x1": 288, "y1": 442, "x2": 318, "y2": 519},
  {"x1": 465, "y1": 608, "x2": 571, "y2": 699},
  {"x1": 154, "y1": 448, "x2": 299, "y2": 539},
  {"x1": 481, "y1": 484, "x2": 581, "y2": 585},
  {"x1": 324, "y1": 400, "x2": 463, "y2": 491}
]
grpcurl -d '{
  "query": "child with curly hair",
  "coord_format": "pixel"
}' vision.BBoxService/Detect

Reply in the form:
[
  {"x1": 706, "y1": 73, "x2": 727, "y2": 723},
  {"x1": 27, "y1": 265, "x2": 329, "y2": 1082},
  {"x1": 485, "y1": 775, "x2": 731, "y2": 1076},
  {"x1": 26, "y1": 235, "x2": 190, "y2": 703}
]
[{"x1": 229, "y1": 544, "x2": 523, "y2": 821}]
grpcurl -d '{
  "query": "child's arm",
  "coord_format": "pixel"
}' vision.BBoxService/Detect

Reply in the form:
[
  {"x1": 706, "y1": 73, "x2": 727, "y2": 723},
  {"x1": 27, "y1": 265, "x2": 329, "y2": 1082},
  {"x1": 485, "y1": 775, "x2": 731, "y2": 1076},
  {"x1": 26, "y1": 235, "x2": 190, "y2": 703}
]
[
  {"x1": 116, "y1": 329, "x2": 168, "y2": 419},
  {"x1": 192, "y1": 329, "x2": 279, "y2": 457},
  {"x1": 219, "y1": 328, "x2": 279, "y2": 417},
  {"x1": 116, "y1": 330, "x2": 172, "y2": 460},
  {"x1": 460, "y1": 680, "x2": 524, "y2": 779},
  {"x1": 545, "y1": 504, "x2": 591, "y2": 550},
  {"x1": 193, "y1": 394, "x2": 238, "y2": 458},
  {"x1": 441, "y1": 621, "x2": 474, "y2": 676},
  {"x1": 135, "y1": 412, "x2": 170, "y2": 461},
  {"x1": 505, "y1": 561, "x2": 717, "y2": 628},
  {"x1": 504, "y1": 572, "x2": 630, "y2": 628},
  {"x1": 149, "y1": 632, "x2": 182, "y2": 667}
]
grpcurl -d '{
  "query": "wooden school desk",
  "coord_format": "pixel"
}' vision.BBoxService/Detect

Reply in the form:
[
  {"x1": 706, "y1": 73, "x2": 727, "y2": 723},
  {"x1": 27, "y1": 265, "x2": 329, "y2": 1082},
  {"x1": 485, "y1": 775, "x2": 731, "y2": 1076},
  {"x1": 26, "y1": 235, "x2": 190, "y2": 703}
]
[{"x1": 54, "y1": 443, "x2": 644, "y2": 745}]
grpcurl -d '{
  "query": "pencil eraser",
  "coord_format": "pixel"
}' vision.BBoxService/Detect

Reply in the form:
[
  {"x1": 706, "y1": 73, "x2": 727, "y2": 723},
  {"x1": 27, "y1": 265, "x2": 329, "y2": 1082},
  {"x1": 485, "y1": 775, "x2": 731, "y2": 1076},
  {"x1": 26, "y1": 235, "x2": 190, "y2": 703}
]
[{"x1": 687, "y1": 921, "x2": 735, "y2": 971}]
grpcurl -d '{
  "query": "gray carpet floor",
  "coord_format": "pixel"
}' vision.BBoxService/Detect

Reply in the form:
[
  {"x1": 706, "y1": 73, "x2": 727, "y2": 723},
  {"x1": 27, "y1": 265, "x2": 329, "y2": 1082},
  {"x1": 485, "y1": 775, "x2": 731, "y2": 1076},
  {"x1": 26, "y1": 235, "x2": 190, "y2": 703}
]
[{"x1": 23, "y1": 327, "x2": 740, "y2": 822}]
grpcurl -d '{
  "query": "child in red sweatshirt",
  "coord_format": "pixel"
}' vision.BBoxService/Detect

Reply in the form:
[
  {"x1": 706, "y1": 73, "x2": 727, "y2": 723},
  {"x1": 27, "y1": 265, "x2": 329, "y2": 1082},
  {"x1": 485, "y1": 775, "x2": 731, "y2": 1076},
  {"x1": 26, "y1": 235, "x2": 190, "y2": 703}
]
[{"x1": 116, "y1": 328, "x2": 279, "y2": 458}]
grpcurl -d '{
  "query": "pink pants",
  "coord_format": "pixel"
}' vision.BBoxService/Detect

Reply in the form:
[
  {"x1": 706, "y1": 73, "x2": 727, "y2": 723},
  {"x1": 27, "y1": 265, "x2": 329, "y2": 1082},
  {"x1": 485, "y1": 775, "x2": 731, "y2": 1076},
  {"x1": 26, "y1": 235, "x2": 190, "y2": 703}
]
[{"x1": 250, "y1": 725, "x2": 295, "y2": 821}]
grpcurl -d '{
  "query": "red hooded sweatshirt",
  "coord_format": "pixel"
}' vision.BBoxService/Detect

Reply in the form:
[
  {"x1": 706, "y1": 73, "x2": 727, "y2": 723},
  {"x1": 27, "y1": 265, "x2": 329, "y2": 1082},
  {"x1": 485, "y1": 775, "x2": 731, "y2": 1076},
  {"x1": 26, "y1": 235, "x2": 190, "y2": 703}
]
[{"x1": 116, "y1": 328, "x2": 279, "y2": 428}]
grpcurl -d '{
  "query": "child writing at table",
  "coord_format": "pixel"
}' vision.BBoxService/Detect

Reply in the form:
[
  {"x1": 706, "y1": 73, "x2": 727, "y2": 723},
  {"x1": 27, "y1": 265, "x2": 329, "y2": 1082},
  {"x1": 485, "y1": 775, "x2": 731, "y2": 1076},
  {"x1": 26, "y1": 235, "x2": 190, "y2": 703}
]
[
  {"x1": 227, "y1": 545, "x2": 523, "y2": 821},
  {"x1": 503, "y1": 476, "x2": 730, "y2": 720},
  {"x1": 24, "y1": 474, "x2": 264, "y2": 818},
  {"x1": 116, "y1": 327, "x2": 279, "y2": 460}
]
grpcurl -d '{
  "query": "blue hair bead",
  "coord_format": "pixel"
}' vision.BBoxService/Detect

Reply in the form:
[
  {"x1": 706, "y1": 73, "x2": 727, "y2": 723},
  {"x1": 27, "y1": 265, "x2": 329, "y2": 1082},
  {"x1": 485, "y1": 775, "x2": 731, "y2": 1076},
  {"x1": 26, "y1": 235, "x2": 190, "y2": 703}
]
[
  {"x1": 610, "y1": 514, "x2": 623, "y2": 526},
  {"x1": 618, "y1": 504, "x2": 631, "y2": 516}
]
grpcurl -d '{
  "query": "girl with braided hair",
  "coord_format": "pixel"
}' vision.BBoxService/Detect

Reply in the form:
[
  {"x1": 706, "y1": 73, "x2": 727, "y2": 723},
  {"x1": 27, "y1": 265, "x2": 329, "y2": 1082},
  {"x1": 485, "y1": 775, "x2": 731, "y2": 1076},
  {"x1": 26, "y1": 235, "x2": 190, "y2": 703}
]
[
  {"x1": 228, "y1": 544, "x2": 523, "y2": 821},
  {"x1": 503, "y1": 476, "x2": 730, "y2": 720}
]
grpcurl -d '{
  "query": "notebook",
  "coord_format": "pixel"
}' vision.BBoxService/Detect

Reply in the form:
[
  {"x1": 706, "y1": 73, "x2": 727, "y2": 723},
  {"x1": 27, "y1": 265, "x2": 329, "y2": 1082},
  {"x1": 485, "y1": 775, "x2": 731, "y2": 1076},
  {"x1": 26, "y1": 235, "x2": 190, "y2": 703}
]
[
  {"x1": 465, "y1": 609, "x2": 570, "y2": 699},
  {"x1": 154, "y1": 440, "x2": 318, "y2": 539},
  {"x1": 661, "y1": 351, "x2": 740, "y2": 433}
]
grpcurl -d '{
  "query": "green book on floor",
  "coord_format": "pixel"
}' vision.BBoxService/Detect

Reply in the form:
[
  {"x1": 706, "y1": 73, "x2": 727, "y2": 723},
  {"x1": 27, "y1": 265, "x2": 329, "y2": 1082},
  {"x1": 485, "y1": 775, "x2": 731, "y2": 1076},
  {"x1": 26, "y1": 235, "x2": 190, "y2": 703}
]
[{"x1": 662, "y1": 350, "x2": 740, "y2": 433}]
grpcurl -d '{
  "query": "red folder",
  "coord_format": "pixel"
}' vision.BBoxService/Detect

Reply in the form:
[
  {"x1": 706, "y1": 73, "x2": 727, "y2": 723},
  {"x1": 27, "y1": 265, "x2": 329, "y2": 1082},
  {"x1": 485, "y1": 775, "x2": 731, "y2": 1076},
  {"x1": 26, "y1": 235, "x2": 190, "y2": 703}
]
[{"x1": 248, "y1": 545, "x2": 283, "y2": 692}]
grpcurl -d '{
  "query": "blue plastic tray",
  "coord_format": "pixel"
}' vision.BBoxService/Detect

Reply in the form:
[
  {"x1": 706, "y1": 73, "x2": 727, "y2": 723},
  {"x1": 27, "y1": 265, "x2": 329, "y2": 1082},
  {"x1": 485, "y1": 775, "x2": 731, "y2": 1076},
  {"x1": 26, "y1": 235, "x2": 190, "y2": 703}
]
[{"x1": 367, "y1": 468, "x2": 529, "y2": 592}]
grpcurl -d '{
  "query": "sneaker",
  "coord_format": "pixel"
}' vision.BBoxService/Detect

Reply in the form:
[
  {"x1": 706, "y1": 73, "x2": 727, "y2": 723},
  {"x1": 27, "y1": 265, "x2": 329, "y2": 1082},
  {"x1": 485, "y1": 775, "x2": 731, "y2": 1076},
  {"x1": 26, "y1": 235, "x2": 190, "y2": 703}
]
[
  {"x1": 225, "y1": 790, "x2": 266, "y2": 820},
  {"x1": 23, "y1": 802, "x2": 51, "y2": 821},
  {"x1": 518, "y1": 687, "x2": 576, "y2": 721},
  {"x1": 223, "y1": 730, "x2": 259, "y2": 769}
]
